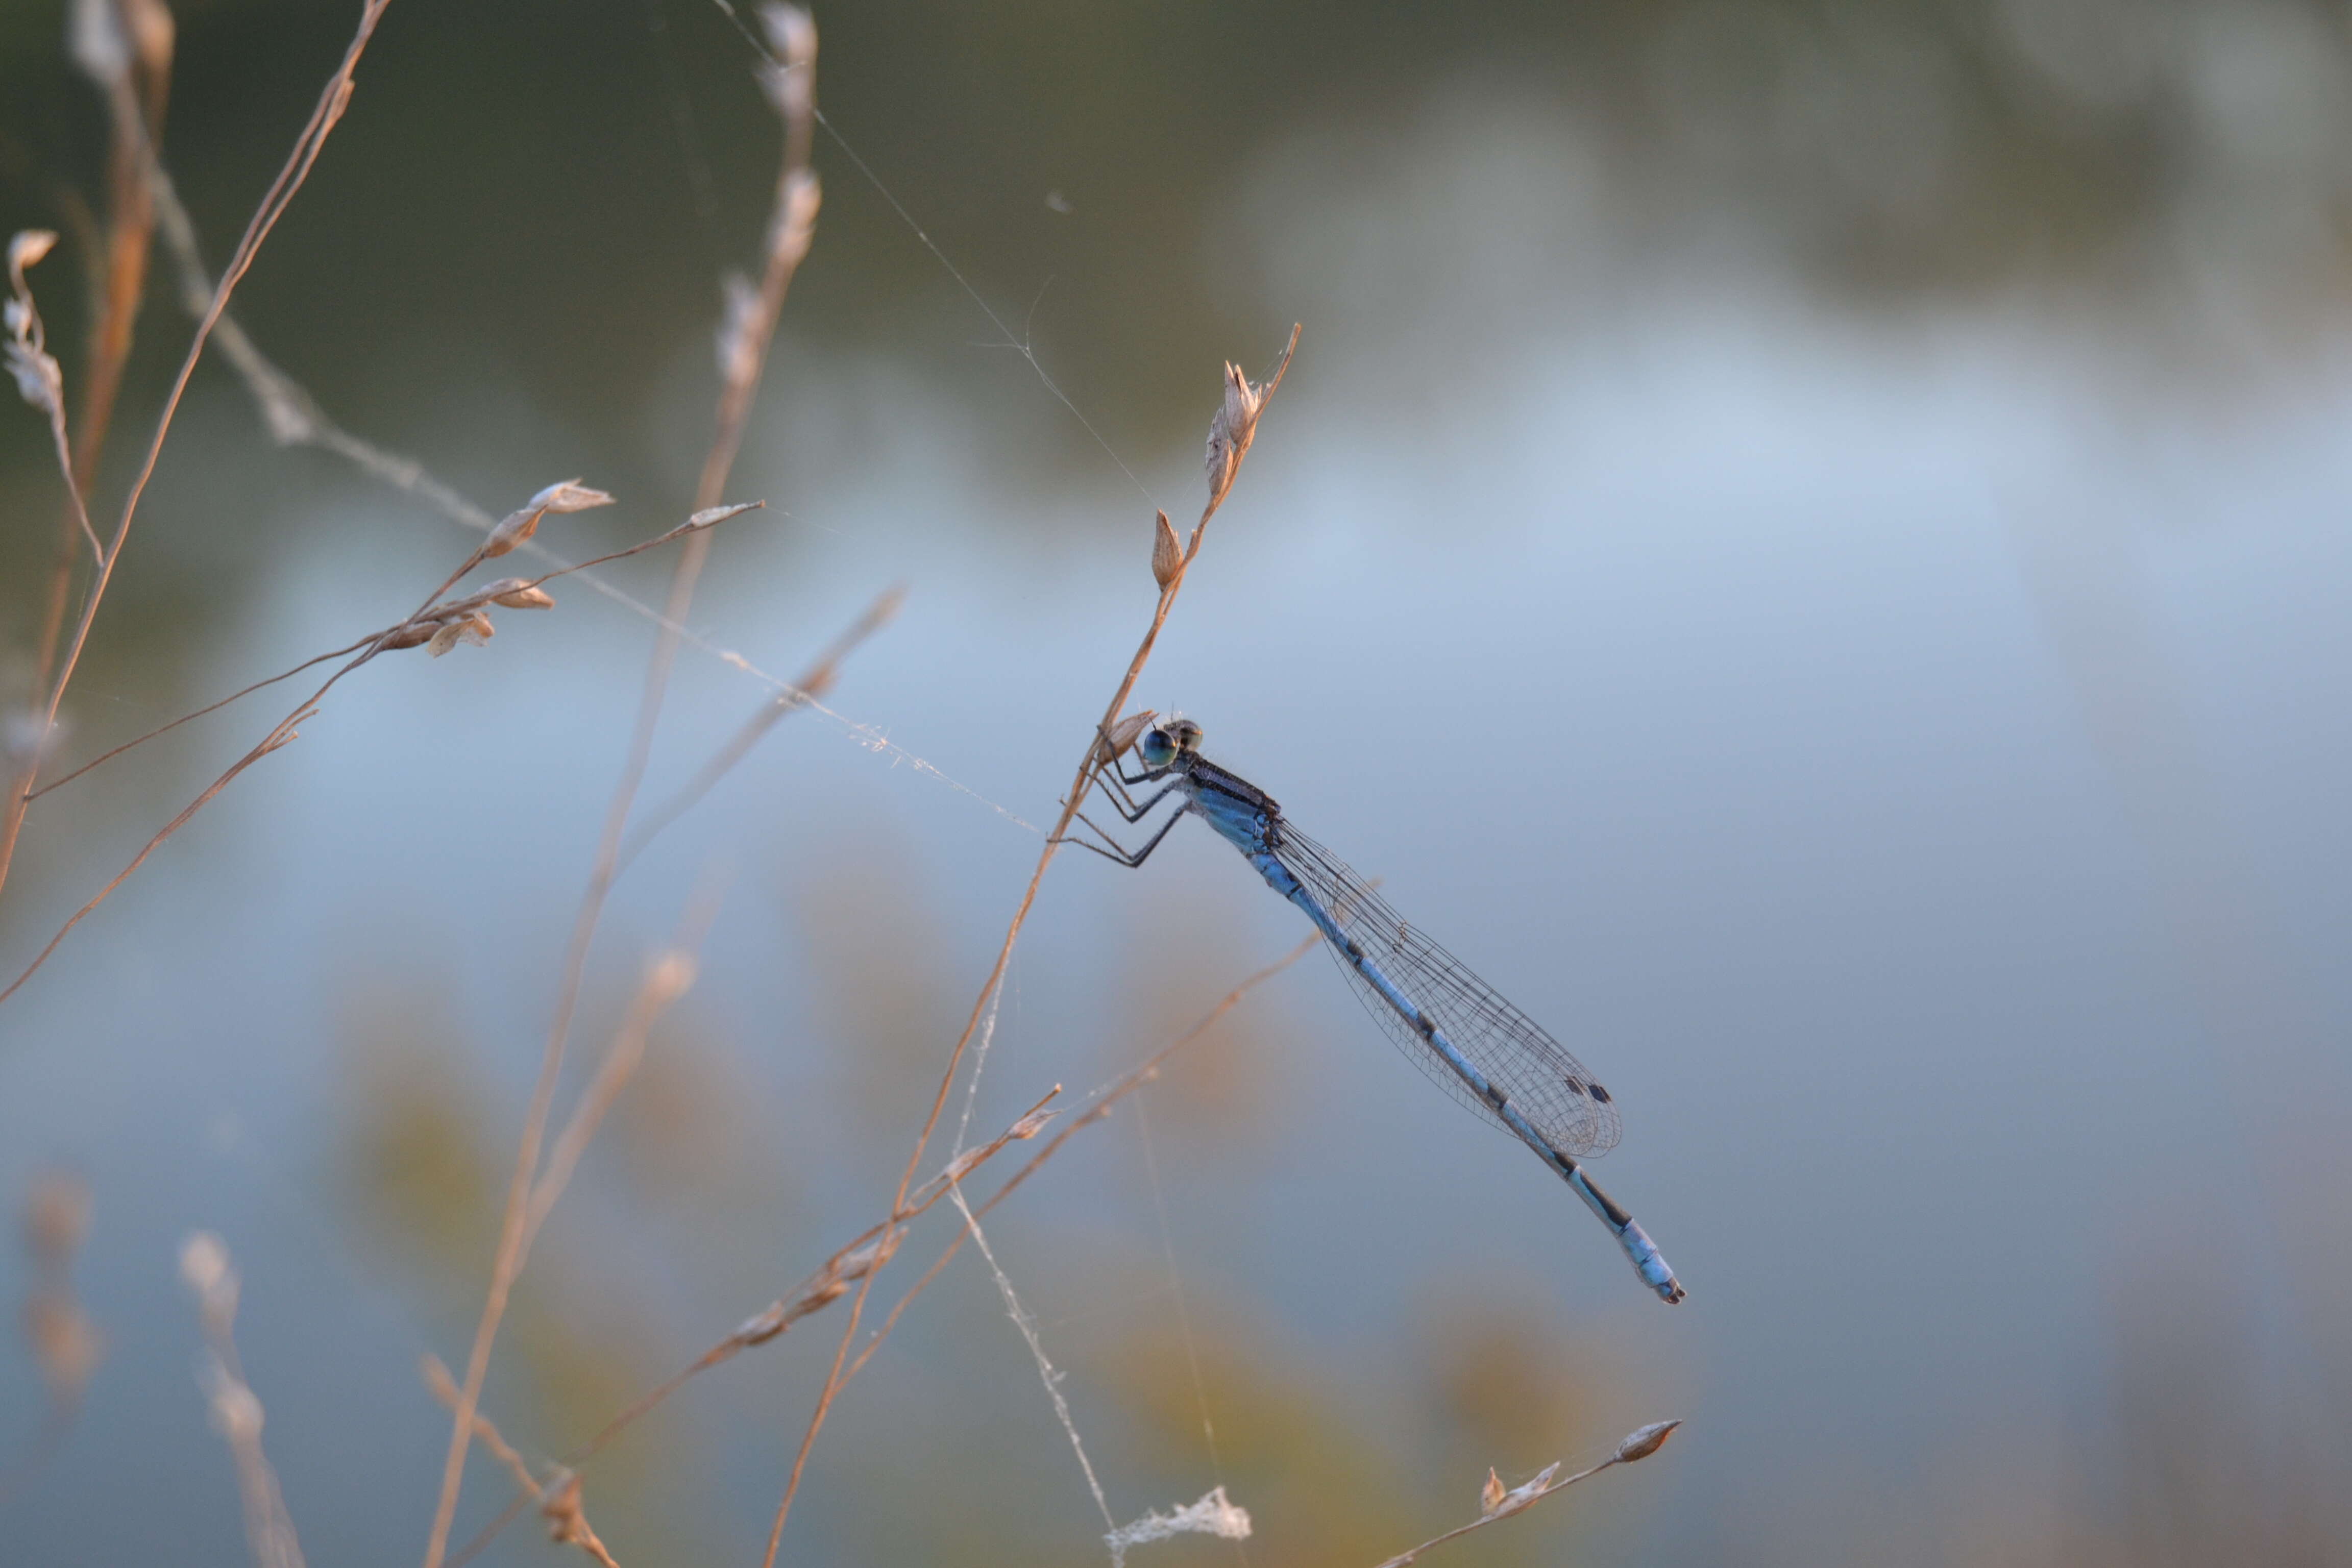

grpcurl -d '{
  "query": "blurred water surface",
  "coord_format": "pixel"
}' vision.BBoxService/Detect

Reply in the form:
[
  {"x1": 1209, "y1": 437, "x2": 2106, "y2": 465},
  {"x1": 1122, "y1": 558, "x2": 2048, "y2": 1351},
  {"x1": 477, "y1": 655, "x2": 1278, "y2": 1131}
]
[{"x1": 4, "y1": 2, "x2": 2352, "y2": 1564}]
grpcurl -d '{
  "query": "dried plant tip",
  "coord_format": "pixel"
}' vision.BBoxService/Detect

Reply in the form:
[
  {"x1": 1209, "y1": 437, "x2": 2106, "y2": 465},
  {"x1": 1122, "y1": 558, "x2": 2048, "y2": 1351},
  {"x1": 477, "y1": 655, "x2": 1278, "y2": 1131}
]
[
  {"x1": 645, "y1": 949, "x2": 698, "y2": 1005},
  {"x1": 1150, "y1": 509, "x2": 1182, "y2": 589},
  {"x1": 1484, "y1": 1462, "x2": 1562, "y2": 1520},
  {"x1": 540, "y1": 1471, "x2": 620, "y2": 1567},
  {"x1": 531, "y1": 479, "x2": 615, "y2": 515},
  {"x1": 734, "y1": 1302, "x2": 791, "y2": 1348},
  {"x1": 1008, "y1": 1104, "x2": 1058, "y2": 1140},
  {"x1": 120, "y1": 0, "x2": 174, "y2": 79},
  {"x1": 6, "y1": 230, "x2": 64, "y2": 415},
  {"x1": 24, "y1": 1169, "x2": 91, "y2": 1264},
  {"x1": 1480, "y1": 1468, "x2": 1506, "y2": 1516},
  {"x1": 762, "y1": 4, "x2": 817, "y2": 72},
  {"x1": 1203, "y1": 362, "x2": 1264, "y2": 509},
  {"x1": 1613, "y1": 1419, "x2": 1681, "y2": 1463},
  {"x1": 202, "y1": 1358, "x2": 265, "y2": 1441},
  {"x1": 25, "y1": 1291, "x2": 104, "y2": 1401},
  {"x1": 491, "y1": 583, "x2": 556, "y2": 610},
  {"x1": 683, "y1": 500, "x2": 762, "y2": 532},
  {"x1": 7, "y1": 230, "x2": 57, "y2": 276},
  {"x1": 1097, "y1": 709, "x2": 1157, "y2": 765},
  {"x1": 426, "y1": 612, "x2": 495, "y2": 658},
  {"x1": 482, "y1": 480, "x2": 614, "y2": 558},
  {"x1": 68, "y1": 0, "x2": 130, "y2": 86},
  {"x1": 179, "y1": 1230, "x2": 232, "y2": 1301}
]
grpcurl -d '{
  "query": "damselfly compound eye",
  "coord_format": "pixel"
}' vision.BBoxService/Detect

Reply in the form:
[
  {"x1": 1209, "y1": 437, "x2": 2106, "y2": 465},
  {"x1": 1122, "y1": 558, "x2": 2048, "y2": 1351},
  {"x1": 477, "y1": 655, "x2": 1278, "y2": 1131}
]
[
  {"x1": 1138, "y1": 727, "x2": 1179, "y2": 768},
  {"x1": 1170, "y1": 718, "x2": 1204, "y2": 753}
]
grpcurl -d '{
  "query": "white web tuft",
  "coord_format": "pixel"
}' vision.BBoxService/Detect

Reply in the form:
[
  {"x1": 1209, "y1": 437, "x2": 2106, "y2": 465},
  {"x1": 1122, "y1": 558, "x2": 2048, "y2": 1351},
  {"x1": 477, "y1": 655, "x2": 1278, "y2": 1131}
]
[{"x1": 1104, "y1": 1487, "x2": 1253, "y2": 1567}]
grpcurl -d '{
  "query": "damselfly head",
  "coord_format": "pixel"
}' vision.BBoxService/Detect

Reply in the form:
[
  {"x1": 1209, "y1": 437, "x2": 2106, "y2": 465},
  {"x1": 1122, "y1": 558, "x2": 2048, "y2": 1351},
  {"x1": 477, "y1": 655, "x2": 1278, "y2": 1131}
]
[{"x1": 1138, "y1": 717, "x2": 1204, "y2": 769}]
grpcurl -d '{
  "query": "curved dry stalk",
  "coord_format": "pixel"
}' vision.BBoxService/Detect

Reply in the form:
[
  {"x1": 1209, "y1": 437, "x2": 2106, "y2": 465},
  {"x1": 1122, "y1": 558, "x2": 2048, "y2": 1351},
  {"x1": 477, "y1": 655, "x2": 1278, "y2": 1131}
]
[
  {"x1": 758, "y1": 324, "x2": 1298, "y2": 1568},
  {"x1": 436, "y1": 1087, "x2": 1063, "y2": 1568},
  {"x1": 0, "y1": 0, "x2": 395, "y2": 906}
]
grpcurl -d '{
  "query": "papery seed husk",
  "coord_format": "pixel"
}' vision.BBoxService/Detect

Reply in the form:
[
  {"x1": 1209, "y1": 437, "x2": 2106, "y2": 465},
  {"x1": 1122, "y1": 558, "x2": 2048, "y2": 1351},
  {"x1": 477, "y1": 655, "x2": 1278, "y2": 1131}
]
[
  {"x1": 529, "y1": 479, "x2": 615, "y2": 514},
  {"x1": 8, "y1": 230, "x2": 58, "y2": 276},
  {"x1": 492, "y1": 584, "x2": 555, "y2": 610},
  {"x1": 1150, "y1": 509, "x2": 1181, "y2": 588},
  {"x1": 1614, "y1": 1419, "x2": 1680, "y2": 1463},
  {"x1": 381, "y1": 621, "x2": 437, "y2": 651}
]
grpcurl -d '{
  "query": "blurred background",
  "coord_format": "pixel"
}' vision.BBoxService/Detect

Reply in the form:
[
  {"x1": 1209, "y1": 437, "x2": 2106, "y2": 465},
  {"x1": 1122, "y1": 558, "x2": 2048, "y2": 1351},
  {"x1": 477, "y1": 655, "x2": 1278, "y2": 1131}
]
[{"x1": 4, "y1": 0, "x2": 2352, "y2": 1562}]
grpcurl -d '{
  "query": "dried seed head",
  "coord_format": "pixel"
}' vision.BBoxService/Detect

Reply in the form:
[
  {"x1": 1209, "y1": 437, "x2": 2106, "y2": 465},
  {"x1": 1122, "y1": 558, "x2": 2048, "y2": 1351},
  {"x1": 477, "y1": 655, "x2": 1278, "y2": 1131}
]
[
  {"x1": 24, "y1": 1291, "x2": 103, "y2": 1400},
  {"x1": 23, "y1": 1169, "x2": 91, "y2": 1266},
  {"x1": 120, "y1": 0, "x2": 174, "y2": 81},
  {"x1": 489, "y1": 582, "x2": 556, "y2": 610},
  {"x1": 1150, "y1": 509, "x2": 1182, "y2": 589},
  {"x1": 381, "y1": 621, "x2": 437, "y2": 651},
  {"x1": 532, "y1": 480, "x2": 615, "y2": 514},
  {"x1": 1480, "y1": 1467, "x2": 1506, "y2": 1516},
  {"x1": 6, "y1": 231, "x2": 63, "y2": 415},
  {"x1": 1008, "y1": 1103, "x2": 1058, "y2": 1140},
  {"x1": 1098, "y1": 709, "x2": 1158, "y2": 764},
  {"x1": 682, "y1": 500, "x2": 762, "y2": 532},
  {"x1": 425, "y1": 612, "x2": 494, "y2": 658},
  {"x1": 1203, "y1": 362, "x2": 1265, "y2": 509},
  {"x1": 1614, "y1": 1419, "x2": 1681, "y2": 1464},
  {"x1": 645, "y1": 950, "x2": 698, "y2": 1006},
  {"x1": 767, "y1": 168, "x2": 820, "y2": 270},
  {"x1": 201, "y1": 1357, "x2": 265, "y2": 1441},
  {"x1": 68, "y1": 0, "x2": 130, "y2": 87},
  {"x1": 179, "y1": 1231, "x2": 239, "y2": 1336},
  {"x1": 483, "y1": 480, "x2": 615, "y2": 558}
]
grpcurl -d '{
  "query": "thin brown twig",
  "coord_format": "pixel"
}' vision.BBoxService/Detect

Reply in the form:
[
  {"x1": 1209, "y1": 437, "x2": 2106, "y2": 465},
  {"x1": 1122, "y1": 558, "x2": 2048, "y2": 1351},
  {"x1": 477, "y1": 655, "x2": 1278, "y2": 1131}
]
[
  {"x1": 757, "y1": 324, "x2": 1300, "y2": 1568},
  {"x1": 0, "y1": 0, "x2": 393, "y2": 905},
  {"x1": 421, "y1": 14, "x2": 819, "y2": 1562},
  {"x1": 435, "y1": 1086, "x2": 1063, "y2": 1568},
  {"x1": 0, "y1": 501, "x2": 755, "y2": 1010},
  {"x1": 1368, "y1": 1420, "x2": 1682, "y2": 1568},
  {"x1": 520, "y1": 886, "x2": 728, "y2": 1252},
  {"x1": 446, "y1": 924, "x2": 1310, "y2": 1568}
]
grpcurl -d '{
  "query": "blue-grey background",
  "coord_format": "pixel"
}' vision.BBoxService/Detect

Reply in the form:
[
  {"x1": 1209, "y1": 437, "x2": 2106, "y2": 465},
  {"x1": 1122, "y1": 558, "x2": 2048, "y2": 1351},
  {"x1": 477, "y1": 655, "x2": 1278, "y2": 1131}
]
[{"x1": 4, "y1": 1, "x2": 2350, "y2": 1563}]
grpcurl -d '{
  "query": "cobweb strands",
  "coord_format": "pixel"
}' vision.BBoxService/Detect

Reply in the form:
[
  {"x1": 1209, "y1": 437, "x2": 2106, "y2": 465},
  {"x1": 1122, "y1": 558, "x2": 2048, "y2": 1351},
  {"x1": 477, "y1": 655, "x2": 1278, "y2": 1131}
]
[{"x1": 1105, "y1": 1486, "x2": 1253, "y2": 1567}]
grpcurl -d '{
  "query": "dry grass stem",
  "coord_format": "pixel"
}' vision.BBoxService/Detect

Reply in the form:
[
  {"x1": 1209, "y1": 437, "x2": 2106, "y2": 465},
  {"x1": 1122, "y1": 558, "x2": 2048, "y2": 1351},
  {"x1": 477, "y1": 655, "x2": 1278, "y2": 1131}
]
[
  {"x1": 423, "y1": 17, "x2": 821, "y2": 1561},
  {"x1": 756, "y1": 326, "x2": 1298, "y2": 1567},
  {"x1": 180, "y1": 1232, "x2": 307, "y2": 1568},
  {"x1": 0, "y1": 0, "x2": 394, "y2": 906},
  {"x1": 1368, "y1": 1420, "x2": 1682, "y2": 1568},
  {"x1": 437, "y1": 1086, "x2": 1062, "y2": 1568}
]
